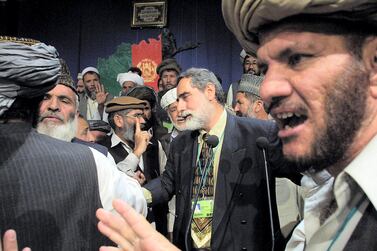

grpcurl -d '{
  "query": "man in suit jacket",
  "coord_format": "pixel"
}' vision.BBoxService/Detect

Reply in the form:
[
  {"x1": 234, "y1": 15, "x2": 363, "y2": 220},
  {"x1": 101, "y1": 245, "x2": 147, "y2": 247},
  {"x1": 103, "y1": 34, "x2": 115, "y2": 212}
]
[{"x1": 145, "y1": 67, "x2": 299, "y2": 250}]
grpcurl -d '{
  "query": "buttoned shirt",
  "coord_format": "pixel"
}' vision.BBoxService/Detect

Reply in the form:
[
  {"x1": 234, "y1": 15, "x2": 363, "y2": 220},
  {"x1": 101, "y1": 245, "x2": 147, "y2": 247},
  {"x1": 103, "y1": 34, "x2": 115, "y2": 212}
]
[{"x1": 286, "y1": 135, "x2": 377, "y2": 250}]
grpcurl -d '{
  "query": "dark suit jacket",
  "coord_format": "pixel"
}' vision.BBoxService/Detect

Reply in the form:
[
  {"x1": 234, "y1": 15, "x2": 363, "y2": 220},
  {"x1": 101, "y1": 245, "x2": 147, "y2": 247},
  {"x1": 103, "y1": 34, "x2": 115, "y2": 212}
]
[
  {"x1": 0, "y1": 122, "x2": 112, "y2": 250},
  {"x1": 145, "y1": 113, "x2": 300, "y2": 250}
]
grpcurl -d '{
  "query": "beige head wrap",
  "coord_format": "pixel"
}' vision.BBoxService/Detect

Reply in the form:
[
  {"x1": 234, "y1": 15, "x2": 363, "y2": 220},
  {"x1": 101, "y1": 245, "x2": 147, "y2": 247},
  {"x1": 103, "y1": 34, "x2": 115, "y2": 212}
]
[{"x1": 222, "y1": 0, "x2": 377, "y2": 54}]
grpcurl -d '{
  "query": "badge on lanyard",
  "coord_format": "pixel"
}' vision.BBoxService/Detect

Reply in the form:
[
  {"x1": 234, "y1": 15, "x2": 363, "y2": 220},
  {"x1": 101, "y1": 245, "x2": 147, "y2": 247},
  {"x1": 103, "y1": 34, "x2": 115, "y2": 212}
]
[{"x1": 193, "y1": 199, "x2": 214, "y2": 219}]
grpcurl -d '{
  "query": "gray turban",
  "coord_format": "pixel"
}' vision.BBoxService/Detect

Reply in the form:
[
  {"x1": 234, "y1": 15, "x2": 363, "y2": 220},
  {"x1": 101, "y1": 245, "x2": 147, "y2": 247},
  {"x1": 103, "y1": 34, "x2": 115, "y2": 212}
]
[
  {"x1": 0, "y1": 41, "x2": 61, "y2": 116},
  {"x1": 222, "y1": 0, "x2": 377, "y2": 54}
]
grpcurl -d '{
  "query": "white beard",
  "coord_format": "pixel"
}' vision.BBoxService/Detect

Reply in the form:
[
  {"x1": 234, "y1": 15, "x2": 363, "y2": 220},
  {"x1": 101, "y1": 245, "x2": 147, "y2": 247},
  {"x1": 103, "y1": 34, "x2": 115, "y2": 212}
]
[
  {"x1": 181, "y1": 100, "x2": 214, "y2": 131},
  {"x1": 37, "y1": 116, "x2": 78, "y2": 142}
]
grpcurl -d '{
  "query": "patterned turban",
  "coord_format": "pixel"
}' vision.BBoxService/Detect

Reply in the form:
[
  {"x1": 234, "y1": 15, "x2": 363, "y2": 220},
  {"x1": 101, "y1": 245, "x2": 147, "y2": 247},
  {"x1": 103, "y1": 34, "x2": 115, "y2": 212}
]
[
  {"x1": 222, "y1": 0, "x2": 377, "y2": 54},
  {"x1": 0, "y1": 37, "x2": 61, "y2": 116}
]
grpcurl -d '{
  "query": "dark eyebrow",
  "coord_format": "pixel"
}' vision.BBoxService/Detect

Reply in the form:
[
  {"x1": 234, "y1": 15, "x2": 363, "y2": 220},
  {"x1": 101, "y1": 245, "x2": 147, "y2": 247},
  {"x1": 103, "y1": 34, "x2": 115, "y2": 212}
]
[
  {"x1": 257, "y1": 48, "x2": 294, "y2": 69},
  {"x1": 178, "y1": 91, "x2": 190, "y2": 99}
]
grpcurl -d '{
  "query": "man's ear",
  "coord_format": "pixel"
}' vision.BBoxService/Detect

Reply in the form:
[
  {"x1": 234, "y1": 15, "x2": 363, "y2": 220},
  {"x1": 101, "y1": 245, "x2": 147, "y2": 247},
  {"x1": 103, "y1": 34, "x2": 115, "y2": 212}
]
[
  {"x1": 114, "y1": 114, "x2": 124, "y2": 128},
  {"x1": 205, "y1": 83, "x2": 216, "y2": 101},
  {"x1": 363, "y1": 36, "x2": 377, "y2": 98},
  {"x1": 254, "y1": 100, "x2": 263, "y2": 113}
]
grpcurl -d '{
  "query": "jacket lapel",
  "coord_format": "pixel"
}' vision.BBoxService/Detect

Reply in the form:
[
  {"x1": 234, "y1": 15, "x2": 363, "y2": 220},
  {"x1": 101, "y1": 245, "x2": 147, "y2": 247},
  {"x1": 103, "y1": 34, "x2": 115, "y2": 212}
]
[
  {"x1": 181, "y1": 131, "x2": 199, "y2": 209},
  {"x1": 212, "y1": 114, "x2": 246, "y2": 237}
]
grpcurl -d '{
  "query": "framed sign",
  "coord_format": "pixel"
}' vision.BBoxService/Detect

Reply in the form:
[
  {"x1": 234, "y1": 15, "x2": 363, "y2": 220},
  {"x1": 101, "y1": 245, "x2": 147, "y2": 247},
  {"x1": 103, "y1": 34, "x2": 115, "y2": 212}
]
[{"x1": 131, "y1": 1, "x2": 167, "y2": 28}]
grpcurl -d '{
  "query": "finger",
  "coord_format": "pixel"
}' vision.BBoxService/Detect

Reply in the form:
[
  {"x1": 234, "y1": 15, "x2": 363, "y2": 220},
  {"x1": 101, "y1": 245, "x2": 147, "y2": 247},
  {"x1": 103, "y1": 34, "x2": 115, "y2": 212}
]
[
  {"x1": 100, "y1": 84, "x2": 105, "y2": 93},
  {"x1": 97, "y1": 222, "x2": 134, "y2": 251},
  {"x1": 96, "y1": 209, "x2": 138, "y2": 246},
  {"x1": 3, "y1": 230, "x2": 19, "y2": 251},
  {"x1": 112, "y1": 200, "x2": 155, "y2": 239},
  {"x1": 95, "y1": 82, "x2": 100, "y2": 93},
  {"x1": 99, "y1": 246, "x2": 122, "y2": 251},
  {"x1": 134, "y1": 118, "x2": 141, "y2": 134}
]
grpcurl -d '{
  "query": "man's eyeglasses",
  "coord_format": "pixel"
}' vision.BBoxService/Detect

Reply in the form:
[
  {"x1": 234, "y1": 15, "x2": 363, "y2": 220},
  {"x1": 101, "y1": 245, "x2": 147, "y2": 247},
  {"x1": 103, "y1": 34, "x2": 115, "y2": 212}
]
[{"x1": 124, "y1": 114, "x2": 144, "y2": 119}]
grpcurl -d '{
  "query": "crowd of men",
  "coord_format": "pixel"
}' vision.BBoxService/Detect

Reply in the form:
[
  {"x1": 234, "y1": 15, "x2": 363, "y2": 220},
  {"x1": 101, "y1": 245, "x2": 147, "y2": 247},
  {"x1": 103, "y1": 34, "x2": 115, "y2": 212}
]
[{"x1": 1, "y1": 0, "x2": 377, "y2": 250}]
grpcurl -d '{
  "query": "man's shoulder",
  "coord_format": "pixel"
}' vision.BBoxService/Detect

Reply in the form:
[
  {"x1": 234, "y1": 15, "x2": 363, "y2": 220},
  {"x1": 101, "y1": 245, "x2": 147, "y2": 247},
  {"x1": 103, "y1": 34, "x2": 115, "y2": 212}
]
[
  {"x1": 227, "y1": 114, "x2": 277, "y2": 138},
  {"x1": 169, "y1": 130, "x2": 197, "y2": 151},
  {"x1": 35, "y1": 133, "x2": 93, "y2": 155},
  {"x1": 230, "y1": 113, "x2": 275, "y2": 128}
]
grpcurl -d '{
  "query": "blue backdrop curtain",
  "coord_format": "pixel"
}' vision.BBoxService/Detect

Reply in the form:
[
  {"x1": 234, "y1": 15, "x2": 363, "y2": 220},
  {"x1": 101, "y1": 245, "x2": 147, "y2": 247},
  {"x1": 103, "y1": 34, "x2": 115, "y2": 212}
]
[{"x1": 0, "y1": 0, "x2": 243, "y2": 92}]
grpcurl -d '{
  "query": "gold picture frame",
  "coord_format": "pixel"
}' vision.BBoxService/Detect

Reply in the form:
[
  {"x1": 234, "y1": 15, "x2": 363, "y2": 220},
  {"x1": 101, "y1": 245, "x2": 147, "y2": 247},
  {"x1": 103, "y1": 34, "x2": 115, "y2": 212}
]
[{"x1": 131, "y1": 0, "x2": 167, "y2": 28}]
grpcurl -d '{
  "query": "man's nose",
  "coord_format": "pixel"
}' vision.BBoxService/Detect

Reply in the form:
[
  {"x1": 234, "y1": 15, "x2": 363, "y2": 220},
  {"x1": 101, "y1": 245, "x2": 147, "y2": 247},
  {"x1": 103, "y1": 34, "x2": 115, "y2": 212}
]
[
  {"x1": 259, "y1": 65, "x2": 293, "y2": 105},
  {"x1": 176, "y1": 99, "x2": 186, "y2": 113},
  {"x1": 47, "y1": 97, "x2": 60, "y2": 112}
]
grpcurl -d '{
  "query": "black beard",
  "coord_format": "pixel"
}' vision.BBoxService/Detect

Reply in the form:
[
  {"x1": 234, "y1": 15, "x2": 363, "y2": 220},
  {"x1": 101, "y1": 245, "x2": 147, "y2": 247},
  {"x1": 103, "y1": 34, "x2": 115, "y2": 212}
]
[
  {"x1": 289, "y1": 61, "x2": 369, "y2": 173},
  {"x1": 143, "y1": 117, "x2": 153, "y2": 131}
]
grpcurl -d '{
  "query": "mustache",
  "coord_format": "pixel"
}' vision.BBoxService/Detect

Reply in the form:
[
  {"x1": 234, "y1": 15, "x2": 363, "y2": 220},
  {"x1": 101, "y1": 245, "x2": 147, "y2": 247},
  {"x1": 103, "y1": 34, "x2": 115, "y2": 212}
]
[
  {"x1": 39, "y1": 111, "x2": 64, "y2": 122},
  {"x1": 264, "y1": 96, "x2": 285, "y2": 114},
  {"x1": 179, "y1": 111, "x2": 191, "y2": 118}
]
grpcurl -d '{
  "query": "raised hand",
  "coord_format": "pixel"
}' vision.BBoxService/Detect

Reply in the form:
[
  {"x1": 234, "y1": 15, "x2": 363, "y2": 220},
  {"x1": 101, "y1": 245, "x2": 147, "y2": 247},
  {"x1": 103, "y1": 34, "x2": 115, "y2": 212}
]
[
  {"x1": 95, "y1": 82, "x2": 109, "y2": 105},
  {"x1": 96, "y1": 199, "x2": 179, "y2": 251},
  {"x1": 133, "y1": 118, "x2": 152, "y2": 158}
]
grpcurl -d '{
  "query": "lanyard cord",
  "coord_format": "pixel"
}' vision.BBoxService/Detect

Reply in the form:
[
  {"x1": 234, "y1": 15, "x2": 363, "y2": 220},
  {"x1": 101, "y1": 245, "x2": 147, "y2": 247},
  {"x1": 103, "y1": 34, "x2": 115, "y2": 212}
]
[{"x1": 326, "y1": 194, "x2": 368, "y2": 251}]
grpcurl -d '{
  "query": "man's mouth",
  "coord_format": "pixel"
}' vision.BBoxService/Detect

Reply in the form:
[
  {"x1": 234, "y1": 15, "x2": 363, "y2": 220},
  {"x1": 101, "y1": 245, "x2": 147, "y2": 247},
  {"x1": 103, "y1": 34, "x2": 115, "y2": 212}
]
[
  {"x1": 40, "y1": 113, "x2": 64, "y2": 123},
  {"x1": 275, "y1": 112, "x2": 307, "y2": 130},
  {"x1": 177, "y1": 113, "x2": 191, "y2": 122}
]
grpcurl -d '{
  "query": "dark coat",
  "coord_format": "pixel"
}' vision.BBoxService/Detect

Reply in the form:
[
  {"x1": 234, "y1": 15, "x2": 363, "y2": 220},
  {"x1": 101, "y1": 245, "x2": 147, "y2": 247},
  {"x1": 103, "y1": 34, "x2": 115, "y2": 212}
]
[
  {"x1": 145, "y1": 113, "x2": 300, "y2": 250},
  {"x1": 0, "y1": 122, "x2": 112, "y2": 250}
]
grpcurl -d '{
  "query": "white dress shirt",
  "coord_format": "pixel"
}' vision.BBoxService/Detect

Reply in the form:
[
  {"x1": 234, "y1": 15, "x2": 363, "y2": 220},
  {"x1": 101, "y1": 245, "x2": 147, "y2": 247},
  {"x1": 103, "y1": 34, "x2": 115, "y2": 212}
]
[{"x1": 89, "y1": 147, "x2": 147, "y2": 216}]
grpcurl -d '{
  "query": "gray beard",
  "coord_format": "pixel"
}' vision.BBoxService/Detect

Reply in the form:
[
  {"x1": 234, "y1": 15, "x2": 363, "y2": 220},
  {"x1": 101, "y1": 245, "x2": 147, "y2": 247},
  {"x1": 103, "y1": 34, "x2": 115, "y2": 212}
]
[
  {"x1": 37, "y1": 116, "x2": 78, "y2": 142},
  {"x1": 122, "y1": 121, "x2": 135, "y2": 142}
]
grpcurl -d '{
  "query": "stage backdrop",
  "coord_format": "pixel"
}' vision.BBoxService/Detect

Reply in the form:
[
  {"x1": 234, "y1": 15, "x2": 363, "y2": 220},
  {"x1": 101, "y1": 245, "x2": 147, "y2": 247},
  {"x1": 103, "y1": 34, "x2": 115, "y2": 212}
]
[{"x1": 0, "y1": 0, "x2": 243, "y2": 93}]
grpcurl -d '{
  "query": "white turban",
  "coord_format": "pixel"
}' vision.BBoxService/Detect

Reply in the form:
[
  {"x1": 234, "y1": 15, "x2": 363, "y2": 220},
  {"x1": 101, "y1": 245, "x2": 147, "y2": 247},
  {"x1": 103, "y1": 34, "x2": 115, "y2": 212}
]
[
  {"x1": 222, "y1": 0, "x2": 377, "y2": 54},
  {"x1": 0, "y1": 41, "x2": 61, "y2": 116},
  {"x1": 117, "y1": 72, "x2": 144, "y2": 87},
  {"x1": 82, "y1": 66, "x2": 100, "y2": 77},
  {"x1": 160, "y1": 88, "x2": 177, "y2": 110}
]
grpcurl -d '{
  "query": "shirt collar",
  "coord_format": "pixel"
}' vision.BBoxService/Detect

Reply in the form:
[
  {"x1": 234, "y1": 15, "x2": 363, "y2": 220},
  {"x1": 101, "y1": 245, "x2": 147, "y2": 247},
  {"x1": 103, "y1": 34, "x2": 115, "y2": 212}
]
[
  {"x1": 343, "y1": 134, "x2": 377, "y2": 209},
  {"x1": 198, "y1": 109, "x2": 227, "y2": 145},
  {"x1": 111, "y1": 132, "x2": 131, "y2": 150}
]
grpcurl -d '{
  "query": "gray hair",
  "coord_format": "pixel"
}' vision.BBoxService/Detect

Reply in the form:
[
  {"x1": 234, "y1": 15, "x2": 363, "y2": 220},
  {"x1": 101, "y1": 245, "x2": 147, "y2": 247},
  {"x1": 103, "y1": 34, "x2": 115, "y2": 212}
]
[{"x1": 179, "y1": 68, "x2": 225, "y2": 104}]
